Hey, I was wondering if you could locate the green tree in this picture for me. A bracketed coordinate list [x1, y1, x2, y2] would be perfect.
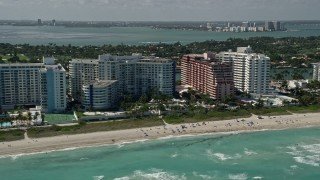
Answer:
[41, 113, 45, 125]
[27, 112, 32, 121]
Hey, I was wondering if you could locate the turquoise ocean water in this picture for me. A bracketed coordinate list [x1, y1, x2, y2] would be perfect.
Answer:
[1, 127, 319, 180]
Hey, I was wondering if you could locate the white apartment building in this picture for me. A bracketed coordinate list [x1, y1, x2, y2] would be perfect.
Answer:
[98, 54, 141, 96]
[312, 63, 320, 81]
[98, 54, 175, 97]
[69, 59, 99, 101]
[0, 57, 67, 112]
[0, 63, 43, 108]
[40, 62, 67, 112]
[82, 80, 118, 110]
[217, 46, 271, 94]
[137, 58, 175, 96]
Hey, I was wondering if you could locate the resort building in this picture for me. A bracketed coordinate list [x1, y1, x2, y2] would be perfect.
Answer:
[98, 54, 142, 96]
[0, 57, 67, 113]
[69, 54, 175, 108]
[82, 80, 118, 110]
[98, 54, 175, 97]
[216, 46, 271, 94]
[69, 59, 99, 101]
[312, 63, 320, 81]
[181, 53, 235, 99]
[136, 57, 175, 96]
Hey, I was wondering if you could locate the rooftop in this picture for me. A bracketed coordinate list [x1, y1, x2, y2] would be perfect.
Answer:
[70, 59, 99, 64]
[84, 80, 118, 88]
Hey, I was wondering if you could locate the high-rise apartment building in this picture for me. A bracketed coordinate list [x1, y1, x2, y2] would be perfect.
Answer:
[181, 53, 235, 99]
[69, 59, 99, 101]
[265, 21, 282, 31]
[217, 46, 271, 94]
[273, 21, 281, 31]
[0, 57, 66, 112]
[98, 54, 141, 96]
[312, 63, 320, 81]
[0, 63, 43, 108]
[40, 58, 67, 112]
[37, 19, 42, 26]
[98, 54, 175, 97]
[136, 58, 175, 96]
[70, 54, 175, 109]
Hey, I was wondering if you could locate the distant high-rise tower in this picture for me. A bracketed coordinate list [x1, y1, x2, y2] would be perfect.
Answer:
[37, 19, 42, 26]
[272, 21, 281, 31]
[265, 21, 274, 31]
[242, 22, 249, 28]
[312, 63, 320, 81]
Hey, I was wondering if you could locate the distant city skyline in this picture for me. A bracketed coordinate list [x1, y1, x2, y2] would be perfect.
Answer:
[0, 0, 319, 21]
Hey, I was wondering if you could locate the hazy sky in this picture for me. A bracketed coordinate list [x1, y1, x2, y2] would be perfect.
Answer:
[0, 0, 319, 21]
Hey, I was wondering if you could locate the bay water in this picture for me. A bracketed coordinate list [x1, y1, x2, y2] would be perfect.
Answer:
[0, 24, 320, 46]
[1, 127, 319, 179]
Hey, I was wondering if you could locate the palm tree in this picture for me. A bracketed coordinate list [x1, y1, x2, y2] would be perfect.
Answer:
[27, 112, 32, 121]
[41, 113, 45, 125]
[17, 111, 23, 120]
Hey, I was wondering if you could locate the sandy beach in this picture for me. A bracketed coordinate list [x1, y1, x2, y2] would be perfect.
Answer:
[1, 112, 320, 157]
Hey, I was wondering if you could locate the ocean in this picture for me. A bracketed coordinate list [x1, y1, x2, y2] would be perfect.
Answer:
[1, 127, 319, 180]
[0, 24, 320, 46]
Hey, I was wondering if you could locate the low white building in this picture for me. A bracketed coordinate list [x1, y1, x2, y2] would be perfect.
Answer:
[288, 80, 309, 89]
[82, 80, 118, 110]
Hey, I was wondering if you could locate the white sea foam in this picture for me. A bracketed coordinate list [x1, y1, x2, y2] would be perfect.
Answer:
[252, 176, 263, 179]
[213, 153, 231, 161]
[93, 175, 104, 180]
[158, 135, 175, 140]
[134, 139, 149, 143]
[286, 145, 304, 156]
[207, 150, 241, 161]
[228, 173, 248, 180]
[192, 172, 214, 179]
[115, 139, 150, 148]
[287, 143, 320, 167]
[170, 152, 178, 158]
[114, 168, 186, 180]
[290, 165, 299, 169]
[244, 148, 257, 156]
[301, 144, 320, 154]
[293, 156, 319, 167]
[117, 144, 125, 148]
[10, 154, 23, 161]
[114, 177, 130, 180]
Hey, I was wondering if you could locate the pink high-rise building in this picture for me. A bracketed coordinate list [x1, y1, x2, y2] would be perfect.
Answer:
[181, 53, 235, 99]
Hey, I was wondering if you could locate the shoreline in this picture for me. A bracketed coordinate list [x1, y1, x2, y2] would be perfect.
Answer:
[1, 112, 320, 157]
